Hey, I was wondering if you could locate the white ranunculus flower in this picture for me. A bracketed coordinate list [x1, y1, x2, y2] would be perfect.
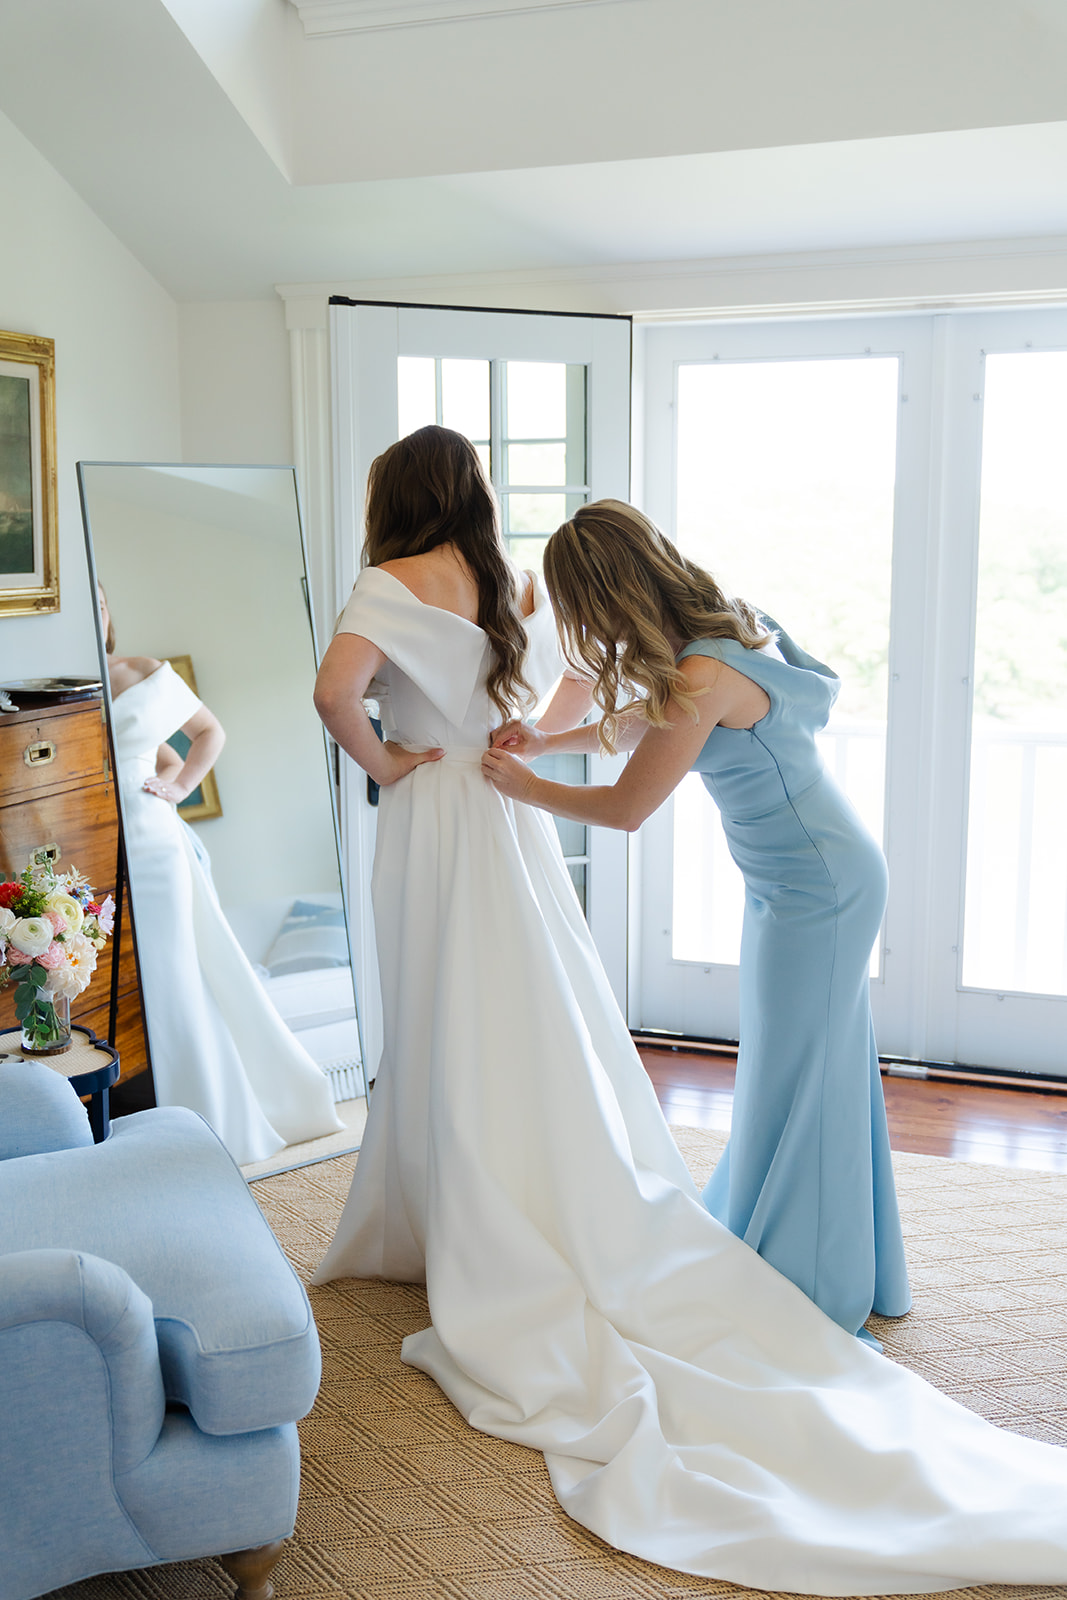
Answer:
[0, 908, 15, 938]
[45, 891, 84, 935]
[9, 916, 55, 958]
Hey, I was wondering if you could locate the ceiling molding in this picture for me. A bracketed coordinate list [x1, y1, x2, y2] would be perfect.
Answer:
[288, 0, 630, 36]
[276, 234, 1067, 326]
[276, 232, 1067, 299]
[631, 288, 1067, 323]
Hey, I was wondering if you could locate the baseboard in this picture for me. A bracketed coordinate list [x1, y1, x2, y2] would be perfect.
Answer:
[631, 1031, 1067, 1096]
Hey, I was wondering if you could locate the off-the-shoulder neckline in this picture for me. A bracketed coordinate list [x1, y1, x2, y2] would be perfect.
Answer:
[110, 658, 177, 704]
[363, 564, 545, 633]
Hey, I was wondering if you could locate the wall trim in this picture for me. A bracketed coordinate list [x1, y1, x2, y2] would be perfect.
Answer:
[631, 288, 1067, 323]
[289, 0, 629, 35]
[278, 232, 1067, 321]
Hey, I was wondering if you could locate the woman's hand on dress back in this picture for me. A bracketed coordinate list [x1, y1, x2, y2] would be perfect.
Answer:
[481, 747, 537, 803]
[380, 741, 445, 785]
[490, 720, 545, 761]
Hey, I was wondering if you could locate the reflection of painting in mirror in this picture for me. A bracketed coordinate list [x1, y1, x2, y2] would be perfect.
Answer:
[78, 464, 365, 1166]
[0, 329, 58, 617]
[164, 655, 222, 821]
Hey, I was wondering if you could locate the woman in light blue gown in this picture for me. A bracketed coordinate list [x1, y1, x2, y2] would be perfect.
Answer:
[484, 497, 910, 1344]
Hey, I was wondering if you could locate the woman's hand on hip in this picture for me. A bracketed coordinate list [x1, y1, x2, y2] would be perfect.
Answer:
[381, 742, 445, 784]
[490, 720, 545, 760]
[482, 747, 537, 803]
[143, 776, 184, 804]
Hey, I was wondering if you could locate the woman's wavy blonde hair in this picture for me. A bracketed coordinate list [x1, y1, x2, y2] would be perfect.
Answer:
[543, 500, 769, 752]
[364, 426, 534, 722]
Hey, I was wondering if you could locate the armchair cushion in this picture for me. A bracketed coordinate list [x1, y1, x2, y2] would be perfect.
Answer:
[0, 1058, 93, 1159]
[0, 1106, 320, 1436]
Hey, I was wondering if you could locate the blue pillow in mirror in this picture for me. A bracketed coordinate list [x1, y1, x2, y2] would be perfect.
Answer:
[263, 900, 350, 976]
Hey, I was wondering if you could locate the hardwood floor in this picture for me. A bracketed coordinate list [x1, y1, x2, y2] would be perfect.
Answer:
[639, 1045, 1067, 1175]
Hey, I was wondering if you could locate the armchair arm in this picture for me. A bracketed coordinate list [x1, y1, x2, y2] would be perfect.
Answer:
[0, 1249, 166, 1475]
[0, 1060, 93, 1158]
[0, 1250, 169, 1598]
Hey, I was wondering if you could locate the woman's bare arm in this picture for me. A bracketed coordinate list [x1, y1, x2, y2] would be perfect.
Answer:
[314, 633, 444, 786]
[143, 704, 225, 803]
[482, 656, 765, 831]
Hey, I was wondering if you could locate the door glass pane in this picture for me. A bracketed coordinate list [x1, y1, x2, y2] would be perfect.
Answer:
[397, 357, 489, 454]
[503, 492, 569, 536]
[532, 751, 589, 913]
[963, 351, 1067, 996]
[506, 362, 567, 438]
[507, 441, 567, 486]
[441, 358, 489, 442]
[671, 357, 899, 969]
[398, 356, 436, 436]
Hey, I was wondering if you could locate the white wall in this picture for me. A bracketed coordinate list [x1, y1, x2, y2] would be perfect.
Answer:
[178, 299, 293, 466]
[0, 109, 181, 683]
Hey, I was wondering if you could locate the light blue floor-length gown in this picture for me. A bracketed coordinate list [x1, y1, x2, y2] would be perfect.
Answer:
[681, 625, 911, 1339]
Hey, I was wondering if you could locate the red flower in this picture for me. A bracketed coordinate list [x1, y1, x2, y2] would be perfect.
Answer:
[86, 902, 101, 914]
[0, 882, 24, 909]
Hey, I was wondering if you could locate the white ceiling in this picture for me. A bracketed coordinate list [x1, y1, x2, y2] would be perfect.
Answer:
[1, 0, 1065, 301]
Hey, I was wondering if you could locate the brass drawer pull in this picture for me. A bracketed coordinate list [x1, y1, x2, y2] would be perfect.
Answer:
[24, 740, 57, 767]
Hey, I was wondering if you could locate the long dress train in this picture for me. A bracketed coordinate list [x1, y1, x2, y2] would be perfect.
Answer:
[313, 566, 1067, 1596]
[112, 662, 343, 1165]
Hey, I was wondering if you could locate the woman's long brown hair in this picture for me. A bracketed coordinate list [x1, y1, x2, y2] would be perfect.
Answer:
[543, 499, 769, 752]
[363, 426, 533, 721]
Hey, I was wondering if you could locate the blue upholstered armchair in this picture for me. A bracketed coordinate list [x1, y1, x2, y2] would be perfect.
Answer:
[0, 1061, 320, 1600]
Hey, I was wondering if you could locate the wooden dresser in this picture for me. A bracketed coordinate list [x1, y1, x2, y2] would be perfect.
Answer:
[0, 694, 149, 1083]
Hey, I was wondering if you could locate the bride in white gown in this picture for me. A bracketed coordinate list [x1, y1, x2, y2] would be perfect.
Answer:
[312, 427, 1067, 1596]
[102, 591, 343, 1165]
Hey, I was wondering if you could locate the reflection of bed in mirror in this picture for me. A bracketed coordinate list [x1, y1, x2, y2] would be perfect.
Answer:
[77, 463, 366, 1165]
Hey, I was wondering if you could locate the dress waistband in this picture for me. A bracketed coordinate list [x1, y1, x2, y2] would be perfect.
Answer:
[403, 744, 485, 768]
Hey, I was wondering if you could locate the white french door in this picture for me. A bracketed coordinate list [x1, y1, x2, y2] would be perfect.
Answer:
[633, 310, 1067, 1077]
[926, 311, 1067, 1074]
[330, 301, 632, 1073]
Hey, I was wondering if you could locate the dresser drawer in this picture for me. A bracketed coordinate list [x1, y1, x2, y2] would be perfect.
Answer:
[0, 700, 108, 803]
[0, 782, 119, 888]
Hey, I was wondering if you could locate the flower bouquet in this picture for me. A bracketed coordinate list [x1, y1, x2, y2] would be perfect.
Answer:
[0, 862, 115, 1054]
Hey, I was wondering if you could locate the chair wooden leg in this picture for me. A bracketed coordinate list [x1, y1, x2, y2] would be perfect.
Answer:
[219, 1539, 285, 1600]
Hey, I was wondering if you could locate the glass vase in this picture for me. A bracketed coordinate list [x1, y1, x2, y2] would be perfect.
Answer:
[20, 991, 72, 1056]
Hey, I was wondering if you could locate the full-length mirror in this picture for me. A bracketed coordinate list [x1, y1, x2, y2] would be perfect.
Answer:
[77, 463, 364, 1167]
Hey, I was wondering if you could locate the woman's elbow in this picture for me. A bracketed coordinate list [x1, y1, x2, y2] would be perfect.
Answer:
[620, 810, 648, 834]
[313, 679, 341, 724]
[609, 799, 650, 833]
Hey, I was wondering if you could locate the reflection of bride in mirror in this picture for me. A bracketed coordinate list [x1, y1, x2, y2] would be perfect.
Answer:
[99, 584, 344, 1164]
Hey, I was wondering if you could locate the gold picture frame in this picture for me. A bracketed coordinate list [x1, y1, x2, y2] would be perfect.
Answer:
[164, 654, 223, 822]
[0, 330, 58, 617]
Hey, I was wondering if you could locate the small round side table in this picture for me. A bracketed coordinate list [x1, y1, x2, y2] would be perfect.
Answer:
[0, 1025, 120, 1142]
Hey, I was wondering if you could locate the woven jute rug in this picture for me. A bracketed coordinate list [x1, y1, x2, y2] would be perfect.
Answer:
[48, 1129, 1067, 1600]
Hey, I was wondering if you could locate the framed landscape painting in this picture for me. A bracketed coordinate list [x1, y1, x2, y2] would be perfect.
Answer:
[0, 330, 58, 617]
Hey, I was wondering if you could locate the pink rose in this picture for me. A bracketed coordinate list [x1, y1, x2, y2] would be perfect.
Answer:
[45, 910, 66, 935]
[5, 947, 33, 966]
[36, 943, 66, 970]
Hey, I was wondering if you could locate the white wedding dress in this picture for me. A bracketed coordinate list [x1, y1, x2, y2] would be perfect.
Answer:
[112, 663, 343, 1165]
[313, 567, 1067, 1596]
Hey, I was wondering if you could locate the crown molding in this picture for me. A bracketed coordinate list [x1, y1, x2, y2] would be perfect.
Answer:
[288, 0, 630, 36]
[276, 233, 1067, 326]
